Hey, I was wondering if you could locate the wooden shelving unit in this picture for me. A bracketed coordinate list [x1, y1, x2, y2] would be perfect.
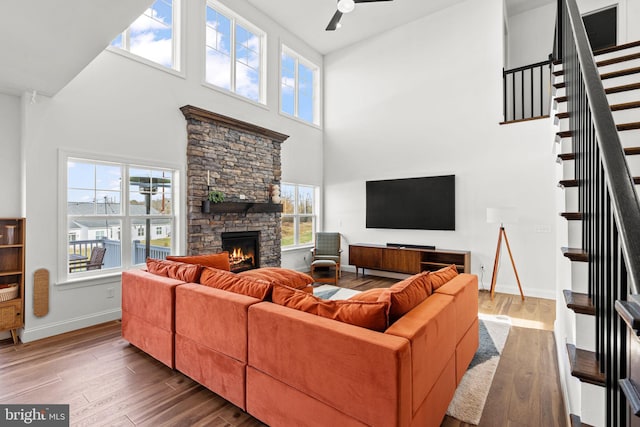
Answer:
[0, 218, 25, 344]
[349, 243, 470, 277]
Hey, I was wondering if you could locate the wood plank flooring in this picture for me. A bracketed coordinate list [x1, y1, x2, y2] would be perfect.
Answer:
[0, 272, 566, 426]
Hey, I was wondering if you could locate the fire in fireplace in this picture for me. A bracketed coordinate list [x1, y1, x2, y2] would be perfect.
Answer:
[221, 231, 260, 273]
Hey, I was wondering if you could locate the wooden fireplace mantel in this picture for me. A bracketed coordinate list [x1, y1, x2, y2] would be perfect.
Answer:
[205, 202, 283, 214]
[180, 105, 289, 143]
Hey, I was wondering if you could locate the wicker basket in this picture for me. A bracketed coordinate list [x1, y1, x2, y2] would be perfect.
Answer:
[0, 284, 18, 302]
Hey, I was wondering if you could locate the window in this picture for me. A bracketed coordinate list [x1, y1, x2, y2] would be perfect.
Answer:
[281, 183, 318, 247]
[205, 2, 265, 103]
[110, 0, 180, 70]
[66, 157, 176, 276]
[281, 46, 320, 125]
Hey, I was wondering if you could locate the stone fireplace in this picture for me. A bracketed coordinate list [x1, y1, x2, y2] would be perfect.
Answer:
[180, 105, 289, 267]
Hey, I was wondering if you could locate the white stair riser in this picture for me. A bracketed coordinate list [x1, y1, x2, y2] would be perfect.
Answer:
[567, 220, 581, 248]
[575, 315, 596, 352]
[611, 108, 640, 124]
[564, 187, 579, 212]
[598, 58, 640, 73]
[602, 74, 640, 89]
[580, 382, 606, 427]
[607, 89, 640, 104]
[594, 45, 640, 62]
[571, 262, 588, 294]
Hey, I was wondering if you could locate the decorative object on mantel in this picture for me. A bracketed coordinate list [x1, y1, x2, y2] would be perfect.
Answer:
[270, 184, 281, 204]
[202, 189, 225, 213]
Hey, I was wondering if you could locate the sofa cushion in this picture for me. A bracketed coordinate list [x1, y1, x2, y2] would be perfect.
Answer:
[348, 271, 432, 323]
[146, 258, 202, 283]
[200, 267, 272, 300]
[238, 267, 314, 290]
[166, 252, 231, 271]
[429, 265, 459, 290]
[383, 271, 432, 323]
[272, 285, 389, 332]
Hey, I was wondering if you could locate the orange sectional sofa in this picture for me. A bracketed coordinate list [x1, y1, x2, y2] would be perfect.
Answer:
[121, 259, 478, 427]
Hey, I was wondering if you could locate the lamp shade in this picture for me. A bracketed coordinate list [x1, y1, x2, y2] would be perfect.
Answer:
[486, 207, 518, 224]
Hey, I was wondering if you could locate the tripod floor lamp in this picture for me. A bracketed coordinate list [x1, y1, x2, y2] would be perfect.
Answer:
[486, 208, 525, 301]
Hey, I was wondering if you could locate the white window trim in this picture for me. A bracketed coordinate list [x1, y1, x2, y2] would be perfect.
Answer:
[279, 44, 321, 128]
[281, 183, 319, 249]
[203, 1, 268, 105]
[108, 0, 184, 74]
[58, 149, 184, 286]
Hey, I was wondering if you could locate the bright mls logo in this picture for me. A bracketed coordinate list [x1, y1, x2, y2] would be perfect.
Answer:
[1, 405, 69, 426]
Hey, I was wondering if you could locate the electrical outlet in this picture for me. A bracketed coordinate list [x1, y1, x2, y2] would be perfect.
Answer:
[107, 287, 115, 299]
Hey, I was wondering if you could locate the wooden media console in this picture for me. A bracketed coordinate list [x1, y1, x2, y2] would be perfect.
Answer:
[349, 243, 470, 277]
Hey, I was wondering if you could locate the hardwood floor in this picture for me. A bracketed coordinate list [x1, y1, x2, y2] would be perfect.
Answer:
[0, 272, 566, 426]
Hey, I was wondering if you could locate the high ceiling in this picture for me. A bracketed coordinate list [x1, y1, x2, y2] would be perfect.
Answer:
[247, 0, 555, 55]
[0, 0, 152, 97]
[0, 0, 554, 97]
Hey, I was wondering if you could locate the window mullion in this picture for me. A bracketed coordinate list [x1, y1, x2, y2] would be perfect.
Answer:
[230, 20, 237, 93]
[294, 58, 299, 118]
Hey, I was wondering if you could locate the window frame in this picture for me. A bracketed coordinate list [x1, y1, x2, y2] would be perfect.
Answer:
[60, 151, 181, 283]
[281, 183, 319, 249]
[108, 0, 183, 74]
[280, 45, 321, 126]
[203, 1, 267, 105]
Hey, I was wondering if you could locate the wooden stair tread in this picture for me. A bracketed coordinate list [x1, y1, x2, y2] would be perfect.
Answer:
[570, 414, 595, 427]
[566, 343, 606, 386]
[563, 290, 595, 315]
[558, 148, 640, 161]
[597, 51, 640, 67]
[556, 111, 569, 120]
[559, 179, 578, 188]
[600, 66, 640, 80]
[552, 66, 640, 88]
[562, 247, 589, 262]
[556, 122, 640, 139]
[560, 212, 582, 220]
[555, 83, 640, 104]
[593, 40, 640, 56]
[557, 153, 575, 162]
[606, 82, 640, 95]
[611, 101, 640, 111]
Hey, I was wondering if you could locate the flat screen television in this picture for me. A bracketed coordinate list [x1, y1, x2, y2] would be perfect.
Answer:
[366, 175, 455, 230]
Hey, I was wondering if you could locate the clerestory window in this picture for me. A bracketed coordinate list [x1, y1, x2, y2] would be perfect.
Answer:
[281, 46, 320, 125]
[110, 0, 181, 71]
[205, 1, 266, 103]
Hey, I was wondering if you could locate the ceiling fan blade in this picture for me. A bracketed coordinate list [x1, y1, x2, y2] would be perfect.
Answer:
[326, 10, 343, 31]
[354, 0, 393, 2]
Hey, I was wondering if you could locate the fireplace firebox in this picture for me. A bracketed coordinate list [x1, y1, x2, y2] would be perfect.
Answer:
[221, 231, 260, 273]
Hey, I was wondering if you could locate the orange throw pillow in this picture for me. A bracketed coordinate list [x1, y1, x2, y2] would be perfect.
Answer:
[199, 266, 271, 300]
[348, 287, 386, 303]
[429, 265, 459, 290]
[166, 252, 231, 271]
[146, 258, 202, 283]
[239, 267, 314, 290]
[273, 285, 389, 332]
[382, 271, 431, 323]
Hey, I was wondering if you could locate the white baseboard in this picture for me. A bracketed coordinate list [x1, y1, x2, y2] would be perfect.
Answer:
[20, 308, 122, 343]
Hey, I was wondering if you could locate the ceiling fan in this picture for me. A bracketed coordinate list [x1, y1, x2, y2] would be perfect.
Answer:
[326, 0, 394, 31]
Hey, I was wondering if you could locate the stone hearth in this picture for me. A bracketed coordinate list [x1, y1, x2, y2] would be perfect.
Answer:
[181, 105, 289, 267]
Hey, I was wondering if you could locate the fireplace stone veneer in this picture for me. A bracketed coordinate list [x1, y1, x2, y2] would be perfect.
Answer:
[181, 105, 289, 267]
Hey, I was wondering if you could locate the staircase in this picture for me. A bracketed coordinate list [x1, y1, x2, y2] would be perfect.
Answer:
[553, 0, 640, 426]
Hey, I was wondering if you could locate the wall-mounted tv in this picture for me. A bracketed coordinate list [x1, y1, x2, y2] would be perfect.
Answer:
[366, 175, 455, 230]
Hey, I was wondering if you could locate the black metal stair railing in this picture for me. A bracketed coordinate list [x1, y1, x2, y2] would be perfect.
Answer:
[555, 0, 640, 425]
[502, 59, 552, 122]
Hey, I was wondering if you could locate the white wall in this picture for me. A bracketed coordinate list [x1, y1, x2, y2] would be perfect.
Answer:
[507, 3, 557, 68]
[324, 0, 558, 299]
[0, 93, 22, 216]
[18, 0, 323, 341]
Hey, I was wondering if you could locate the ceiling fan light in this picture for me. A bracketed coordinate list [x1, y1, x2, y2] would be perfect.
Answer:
[337, 0, 355, 14]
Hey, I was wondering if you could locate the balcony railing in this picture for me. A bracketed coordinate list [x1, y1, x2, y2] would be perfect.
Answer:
[68, 239, 170, 269]
[502, 59, 552, 122]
